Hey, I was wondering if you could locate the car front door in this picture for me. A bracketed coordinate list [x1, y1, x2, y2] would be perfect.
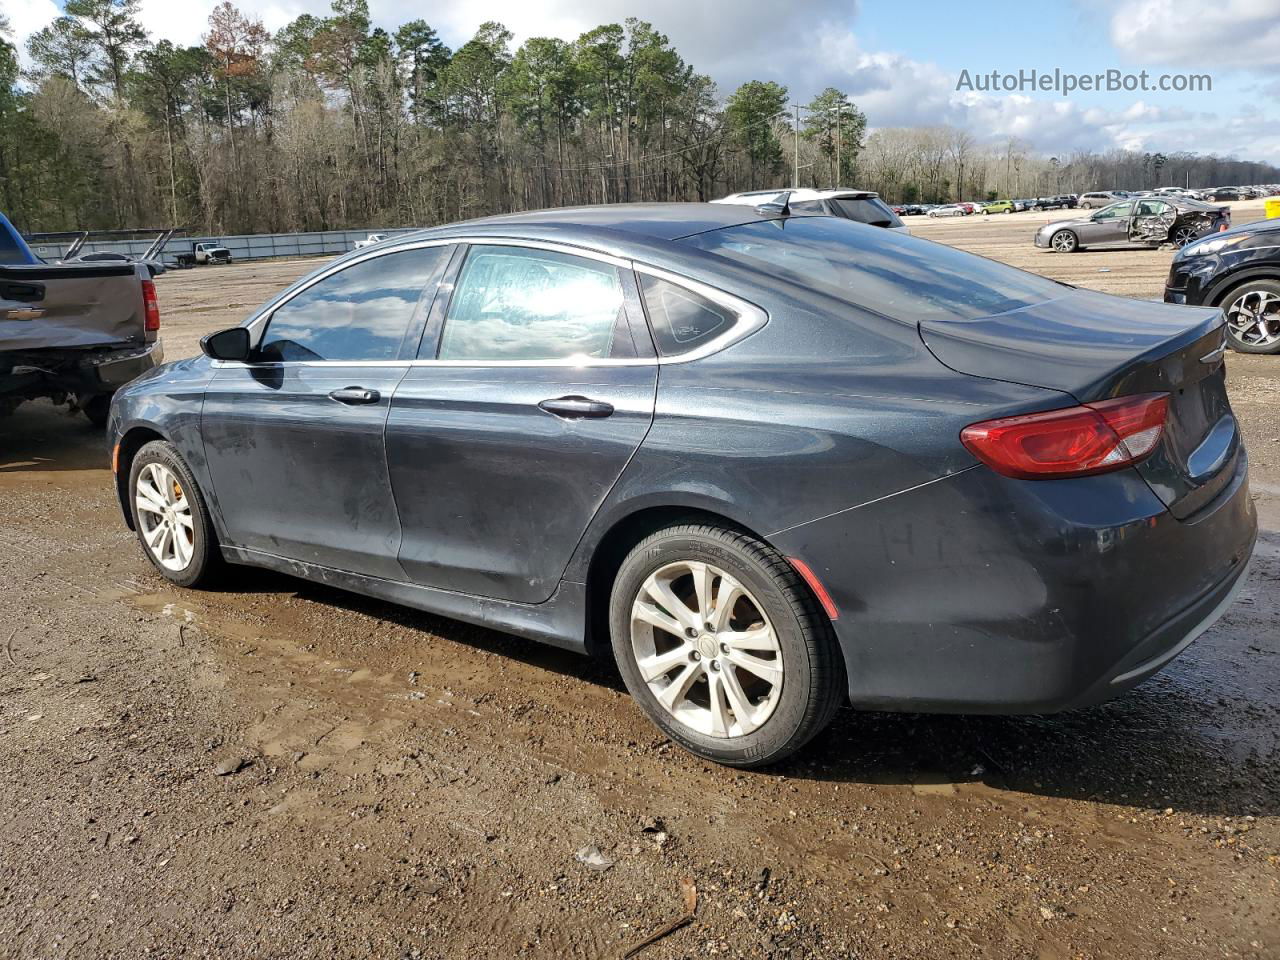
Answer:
[386, 241, 658, 604]
[1077, 201, 1132, 244]
[200, 242, 453, 578]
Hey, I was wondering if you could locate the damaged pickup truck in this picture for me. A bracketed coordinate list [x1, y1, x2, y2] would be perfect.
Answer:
[1, 212, 162, 427]
[1035, 196, 1231, 253]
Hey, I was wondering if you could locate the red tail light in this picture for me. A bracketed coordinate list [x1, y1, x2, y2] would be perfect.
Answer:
[142, 279, 161, 332]
[961, 393, 1169, 480]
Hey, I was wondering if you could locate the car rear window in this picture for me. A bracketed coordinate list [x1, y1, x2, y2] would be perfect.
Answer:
[680, 216, 1065, 322]
[828, 196, 903, 228]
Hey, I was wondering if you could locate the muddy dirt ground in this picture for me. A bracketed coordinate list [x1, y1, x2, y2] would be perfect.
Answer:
[2, 204, 1278, 959]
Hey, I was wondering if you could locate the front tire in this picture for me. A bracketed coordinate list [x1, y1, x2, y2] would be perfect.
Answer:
[1220, 279, 1280, 354]
[609, 523, 845, 767]
[1050, 229, 1078, 253]
[128, 440, 222, 587]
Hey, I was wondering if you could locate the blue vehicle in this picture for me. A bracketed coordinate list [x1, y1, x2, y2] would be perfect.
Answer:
[0, 212, 42, 265]
[108, 203, 1255, 766]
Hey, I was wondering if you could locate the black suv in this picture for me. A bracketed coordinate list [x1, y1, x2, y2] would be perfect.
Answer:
[1165, 217, 1280, 353]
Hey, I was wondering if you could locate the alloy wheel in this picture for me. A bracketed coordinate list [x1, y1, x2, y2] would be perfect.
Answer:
[135, 462, 196, 572]
[1226, 289, 1280, 348]
[629, 560, 783, 739]
[1172, 226, 1199, 247]
[1051, 231, 1077, 252]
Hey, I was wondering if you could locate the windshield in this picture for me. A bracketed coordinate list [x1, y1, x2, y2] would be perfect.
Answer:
[680, 216, 1065, 322]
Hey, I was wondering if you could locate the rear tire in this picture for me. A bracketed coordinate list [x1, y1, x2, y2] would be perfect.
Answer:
[128, 440, 223, 587]
[1219, 279, 1280, 354]
[1171, 225, 1200, 247]
[609, 523, 845, 767]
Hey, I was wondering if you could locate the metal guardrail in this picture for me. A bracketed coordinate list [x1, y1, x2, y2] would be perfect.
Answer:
[26, 228, 421, 264]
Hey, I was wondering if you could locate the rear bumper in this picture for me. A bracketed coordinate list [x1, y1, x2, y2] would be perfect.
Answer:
[770, 451, 1257, 714]
[81, 340, 164, 392]
[0, 340, 162, 399]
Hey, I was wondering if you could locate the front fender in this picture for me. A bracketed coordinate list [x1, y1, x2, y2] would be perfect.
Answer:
[109, 356, 214, 532]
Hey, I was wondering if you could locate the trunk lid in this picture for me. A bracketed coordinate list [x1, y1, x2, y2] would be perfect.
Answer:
[921, 288, 1238, 519]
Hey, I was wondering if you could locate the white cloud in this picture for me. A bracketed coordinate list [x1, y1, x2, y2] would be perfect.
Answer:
[5, 0, 60, 68]
[1109, 0, 1280, 69]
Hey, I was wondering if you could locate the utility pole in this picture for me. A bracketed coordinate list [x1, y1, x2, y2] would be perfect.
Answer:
[793, 104, 801, 189]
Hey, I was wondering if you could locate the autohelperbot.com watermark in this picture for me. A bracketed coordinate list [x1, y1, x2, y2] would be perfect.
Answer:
[956, 68, 1212, 96]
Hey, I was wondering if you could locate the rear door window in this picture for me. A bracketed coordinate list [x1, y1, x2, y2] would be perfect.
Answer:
[259, 246, 447, 362]
[436, 246, 631, 361]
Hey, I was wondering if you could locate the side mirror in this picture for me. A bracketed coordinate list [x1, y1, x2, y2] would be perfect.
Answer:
[200, 326, 252, 362]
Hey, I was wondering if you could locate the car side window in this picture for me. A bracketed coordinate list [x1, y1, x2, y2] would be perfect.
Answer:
[1093, 202, 1133, 220]
[436, 246, 629, 362]
[639, 275, 736, 356]
[1136, 200, 1170, 216]
[259, 247, 447, 362]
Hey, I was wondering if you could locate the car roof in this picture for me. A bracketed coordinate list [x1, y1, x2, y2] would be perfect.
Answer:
[404, 202, 789, 244]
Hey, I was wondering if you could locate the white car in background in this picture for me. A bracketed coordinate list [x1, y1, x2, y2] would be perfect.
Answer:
[712, 188, 908, 232]
[927, 204, 967, 218]
[353, 233, 388, 250]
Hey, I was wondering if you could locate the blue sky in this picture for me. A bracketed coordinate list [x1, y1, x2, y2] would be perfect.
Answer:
[7, 0, 1279, 161]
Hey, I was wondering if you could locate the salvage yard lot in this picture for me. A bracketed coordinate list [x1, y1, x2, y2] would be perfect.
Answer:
[1, 205, 1278, 959]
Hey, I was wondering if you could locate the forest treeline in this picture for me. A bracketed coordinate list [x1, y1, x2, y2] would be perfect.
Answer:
[1, 0, 1277, 235]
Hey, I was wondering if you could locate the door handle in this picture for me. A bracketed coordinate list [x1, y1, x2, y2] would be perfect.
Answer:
[328, 386, 381, 405]
[538, 395, 615, 419]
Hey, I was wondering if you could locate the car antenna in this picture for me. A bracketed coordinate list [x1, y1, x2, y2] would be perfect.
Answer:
[755, 191, 792, 217]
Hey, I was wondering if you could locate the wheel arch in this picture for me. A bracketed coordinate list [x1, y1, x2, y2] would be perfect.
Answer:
[1050, 228, 1079, 251]
[579, 503, 833, 665]
[1207, 267, 1280, 307]
[114, 424, 168, 530]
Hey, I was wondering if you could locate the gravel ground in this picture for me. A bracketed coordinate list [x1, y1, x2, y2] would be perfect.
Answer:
[1, 203, 1278, 959]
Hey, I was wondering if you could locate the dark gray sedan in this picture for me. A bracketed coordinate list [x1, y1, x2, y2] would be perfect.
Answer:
[108, 204, 1256, 766]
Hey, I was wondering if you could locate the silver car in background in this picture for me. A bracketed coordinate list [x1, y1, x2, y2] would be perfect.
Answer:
[1035, 197, 1231, 252]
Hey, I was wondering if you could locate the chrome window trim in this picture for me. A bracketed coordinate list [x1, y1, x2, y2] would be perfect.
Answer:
[214, 235, 767, 370]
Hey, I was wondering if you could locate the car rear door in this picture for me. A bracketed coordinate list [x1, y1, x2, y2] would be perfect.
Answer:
[385, 240, 658, 603]
[200, 243, 453, 579]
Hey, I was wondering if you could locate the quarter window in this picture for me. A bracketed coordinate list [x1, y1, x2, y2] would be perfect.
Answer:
[639, 275, 736, 356]
[437, 246, 628, 361]
[259, 247, 446, 362]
